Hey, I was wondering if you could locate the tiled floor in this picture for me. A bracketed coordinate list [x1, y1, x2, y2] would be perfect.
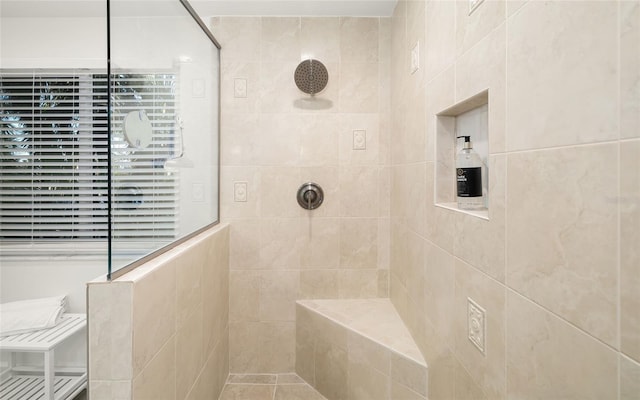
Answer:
[219, 374, 327, 400]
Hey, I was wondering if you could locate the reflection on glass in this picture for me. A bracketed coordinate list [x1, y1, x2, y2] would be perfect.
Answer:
[108, 0, 221, 276]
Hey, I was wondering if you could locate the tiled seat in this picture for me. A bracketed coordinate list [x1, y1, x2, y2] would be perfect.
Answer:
[296, 299, 428, 400]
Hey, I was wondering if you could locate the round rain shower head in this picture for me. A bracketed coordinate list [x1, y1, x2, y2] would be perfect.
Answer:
[294, 59, 329, 95]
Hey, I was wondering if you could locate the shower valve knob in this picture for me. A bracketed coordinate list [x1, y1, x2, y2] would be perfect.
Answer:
[297, 182, 324, 210]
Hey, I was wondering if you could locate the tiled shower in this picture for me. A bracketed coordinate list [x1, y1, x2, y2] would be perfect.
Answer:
[87, 0, 638, 399]
[214, 1, 639, 399]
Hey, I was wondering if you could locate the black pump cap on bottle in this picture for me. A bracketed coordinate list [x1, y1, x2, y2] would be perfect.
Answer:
[457, 135, 473, 149]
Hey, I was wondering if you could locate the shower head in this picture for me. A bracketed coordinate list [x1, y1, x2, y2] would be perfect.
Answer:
[294, 59, 328, 95]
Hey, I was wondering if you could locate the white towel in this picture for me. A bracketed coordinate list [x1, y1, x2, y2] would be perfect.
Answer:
[0, 295, 67, 337]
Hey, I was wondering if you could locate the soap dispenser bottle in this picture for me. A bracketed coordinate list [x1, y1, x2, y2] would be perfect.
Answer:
[456, 136, 484, 210]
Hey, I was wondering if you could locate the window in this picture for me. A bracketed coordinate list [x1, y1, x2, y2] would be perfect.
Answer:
[0, 71, 178, 242]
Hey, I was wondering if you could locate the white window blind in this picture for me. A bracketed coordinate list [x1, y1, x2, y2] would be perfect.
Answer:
[0, 71, 178, 241]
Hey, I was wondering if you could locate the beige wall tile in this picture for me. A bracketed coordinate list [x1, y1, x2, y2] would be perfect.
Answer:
[348, 361, 389, 400]
[339, 62, 379, 113]
[455, 24, 506, 154]
[339, 218, 378, 268]
[219, 384, 275, 400]
[256, 115, 302, 163]
[262, 62, 307, 115]
[220, 62, 260, 116]
[347, 330, 391, 375]
[338, 269, 379, 298]
[259, 270, 300, 321]
[621, 0, 640, 139]
[423, 241, 455, 349]
[621, 139, 640, 361]
[391, 381, 425, 400]
[229, 321, 261, 373]
[261, 17, 300, 63]
[338, 113, 381, 166]
[203, 228, 230, 355]
[301, 17, 340, 63]
[377, 217, 391, 269]
[453, 155, 506, 282]
[228, 219, 261, 269]
[424, 347, 455, 400]
[315, 340, 348, 399]
[211, 17, 261, 62]
[456, 0, 505, 56]
[295, 305, 316, 384]
[132, 336, 177, 400]
[403, 230, 426, 307]
[405, 0, 426, 94]
[260, 218, 302, 268]
[390, 352, 428, 397]
[338, 166, 380, 217]
[220, 110, 260, 167]
[212, 326, 230, 397]
[301, 218, 340, 268]
[425, 0, 455, 84]
[506, 0, 528, 17]
[621, 356, 640, 400]
[175, 241, 204, 328]
[299, 269, 339, 299]
[506, 144, 618, 346]
[454, 259, 506, 400]
[404, 91, 427, 164]
[260, 322, 296, 372]
[90, 380, 132, 400]
[377, 268, 390, 297]
[425, 162, 455, 253]
[379, 17, 392, 66]
[88, 282, 133, 381]
[259, 167, 301, 217]
[506, 1, 618, 151]
[340, 17, 379, 63]
[300, 114, 340, 167]
[426, 66, 455, 162]
[175, 305, 204, 400]
[506, 291, 618, 400]
[229, 270, 260, 322]
[132, 261, 177, 377]
[220, 167, 261, 219]
[454, 360, 487, 400]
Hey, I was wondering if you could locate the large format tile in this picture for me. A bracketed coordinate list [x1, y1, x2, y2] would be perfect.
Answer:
[621, 356, 640, 400]
[506, 291, 618, 400]
[621, 0, 640, 139]
[274, 384, 327, 400]
[340, 17, 379, 63]
[506, 144, 618, 346]
[456, 0, 505, 56]
[132, 336, 177, 400]
[132, 261, 177, 377]
[175, 305, 204, 400]
[506, 0, 618, 150]
[621, 140, 640, 361]
[453, 155, 506, 282]
[219, 384, 275, 400]
[425, 0, 455, 83]
[456, 25, 506, 154]
[301, 17, 340, 64]
[454, 259, 506, 400]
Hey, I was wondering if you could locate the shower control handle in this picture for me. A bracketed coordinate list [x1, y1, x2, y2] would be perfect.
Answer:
[297, 182, 324, 210]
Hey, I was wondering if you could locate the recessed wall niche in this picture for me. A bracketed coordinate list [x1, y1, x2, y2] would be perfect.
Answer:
[435, 90, 489, 219]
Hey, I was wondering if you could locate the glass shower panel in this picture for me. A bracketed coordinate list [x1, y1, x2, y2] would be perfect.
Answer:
[108, 0, 220, 276]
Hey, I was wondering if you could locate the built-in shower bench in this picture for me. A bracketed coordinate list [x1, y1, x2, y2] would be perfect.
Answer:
[296, 299, 428, 400]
